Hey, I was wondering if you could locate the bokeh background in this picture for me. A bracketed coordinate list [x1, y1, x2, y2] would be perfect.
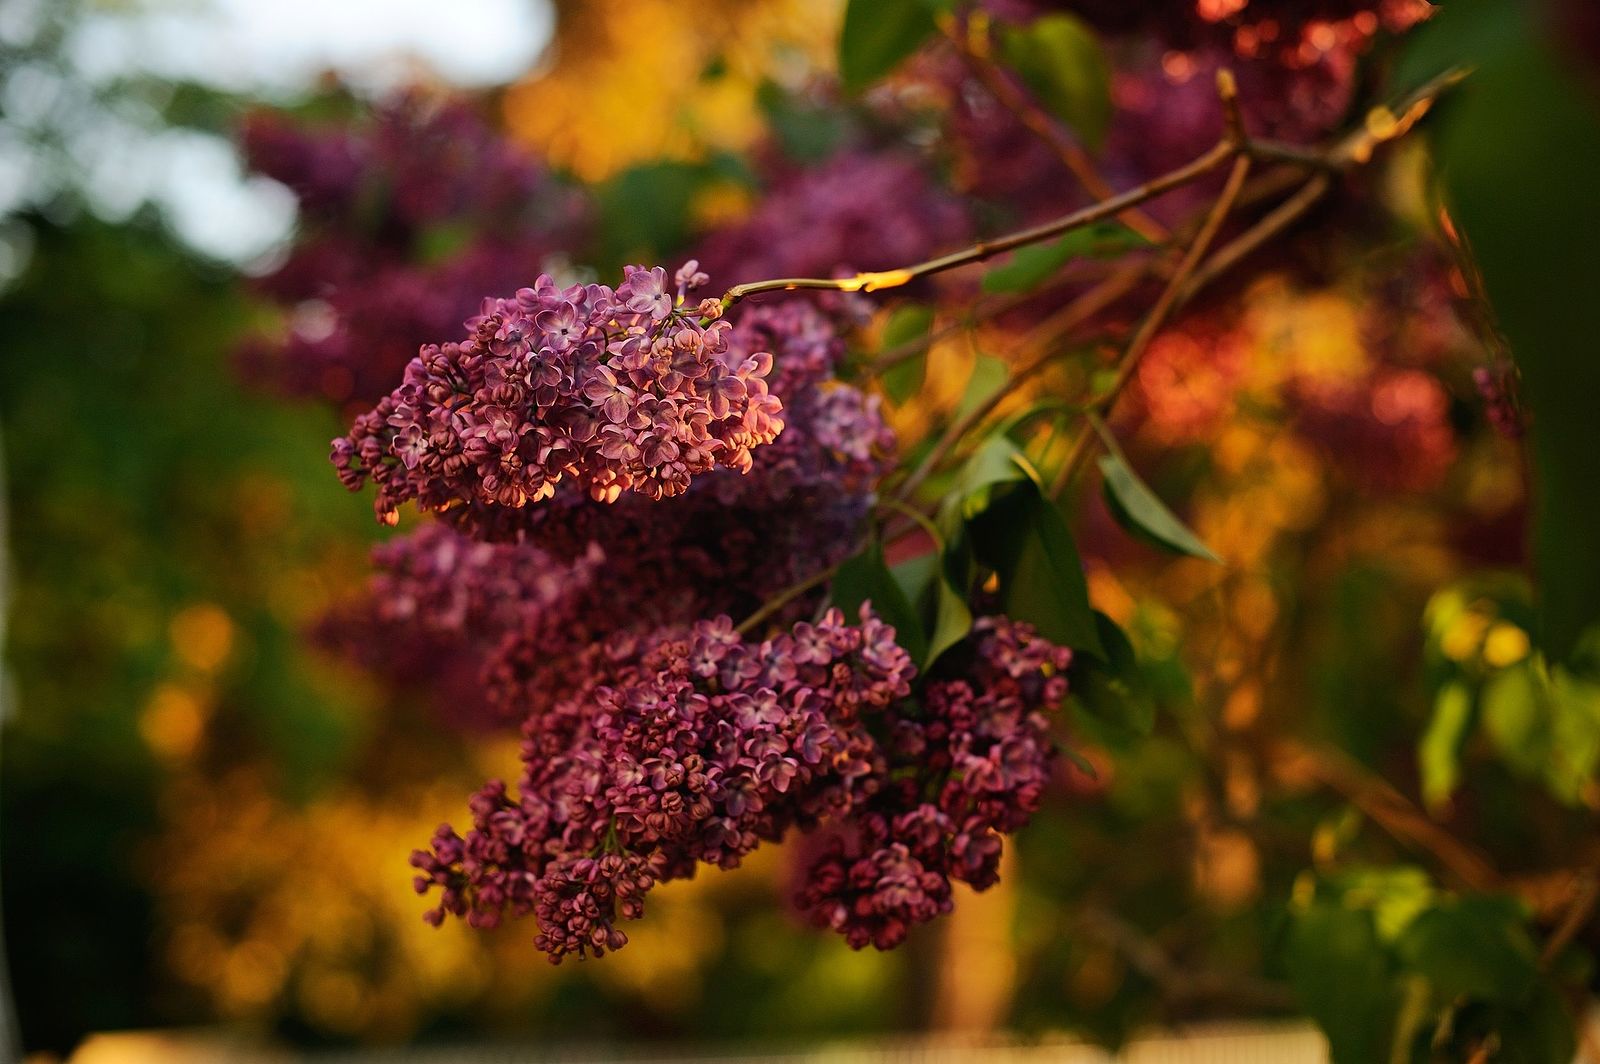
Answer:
[1, 0, 1593, 1060]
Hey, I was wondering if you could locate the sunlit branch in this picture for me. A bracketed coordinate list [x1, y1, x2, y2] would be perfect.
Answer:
[1271, 741, 1502, 893]
[1049, 154, 1253, 495]
[719, 139, 1238, 310]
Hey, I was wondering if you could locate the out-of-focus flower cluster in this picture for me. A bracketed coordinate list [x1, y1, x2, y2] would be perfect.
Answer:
[503, 0, 840, 180]
[331, 265, 784, 524]
[412, 609, 1071, 962]
[1124, 265, 1468, 495]
[693, 151, 973, 286]
[237, 93, 587, 407]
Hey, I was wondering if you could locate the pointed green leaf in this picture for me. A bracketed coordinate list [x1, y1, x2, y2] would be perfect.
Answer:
[839, 0, 938, 94]
[831, 537, 928, 666]
[926, 559, 974, 667]
[879, 304, 934, 404]
[1098, 452, 1220, 562]
[940, 435, 1104, 659]
[996, 13, 1112, 150]
[1007, 491, 1106, 659]
[980, 223, 1146, 294]
[886, 509, 973, 669]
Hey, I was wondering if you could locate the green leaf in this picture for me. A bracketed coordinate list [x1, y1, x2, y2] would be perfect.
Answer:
[1097, 451, 1220, 562]
[1418, 680, 1475, 811]
[595, 161, 718, 263]
[1071, 610, 1155, 739]
[1395, 895, 1538, 1003]
[1481, 660, 1549, 777]
[939, 435, 1104, 659]
[942, 434, 1031, 530]
[885, 509, 973, 669]
[756, 80, 850, 163]
[996, 13, 1112, 150]
[1283, 904, 1396, 1064]
[1004, 492, 1105, 659]
[839, 0, 937, 94]
[952, 353, 1009, 422]
[831, 537, 928, 666]
[926, 561, 974, 667]
[879, 304, 934, 404]
[889, 552, 938, 606]
[1326, 865, 1437, 942]
[980, 223, 1146, 294]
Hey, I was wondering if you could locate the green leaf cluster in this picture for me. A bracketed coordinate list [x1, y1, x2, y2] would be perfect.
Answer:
[1283, 871, 1574, 1064]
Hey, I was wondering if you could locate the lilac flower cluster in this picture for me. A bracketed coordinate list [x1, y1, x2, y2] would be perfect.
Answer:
[794, 617, 1072, 950]
[410, 607, 915, 961]
[236, 94, 586, 407]
[331, 265, 786, 526]
[320, 298, 896, 729]
[503, 298, 894, 555]
[412, 610, 1074, 961]
[312, 523, 606, 730]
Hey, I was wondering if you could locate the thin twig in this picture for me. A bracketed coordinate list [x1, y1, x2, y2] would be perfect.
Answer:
[735, 563, 839, 635]
[1049, 153, 1253, 495]
[1177, 172, 1332, 304]
[1540, 853, 1600, 969]
[1272, 741, 1501, 893]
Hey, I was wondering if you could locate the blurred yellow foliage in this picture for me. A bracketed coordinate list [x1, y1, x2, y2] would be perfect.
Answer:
[505, 0, 842, 181]
[169, 603, 234, 674]
[139, 684, 209, 762]
[148, 769, 554, 1039]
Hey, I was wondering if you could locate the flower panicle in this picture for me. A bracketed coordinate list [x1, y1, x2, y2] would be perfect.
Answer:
[331, 263, 785, 530]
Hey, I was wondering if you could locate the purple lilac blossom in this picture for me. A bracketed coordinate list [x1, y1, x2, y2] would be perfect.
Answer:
[794, 617, 1072, 949]
[410, 611, 1075, 961]
[410, 606, 916, 961]
[319, 298, 896, 730]
[331, 266, 785, 525]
